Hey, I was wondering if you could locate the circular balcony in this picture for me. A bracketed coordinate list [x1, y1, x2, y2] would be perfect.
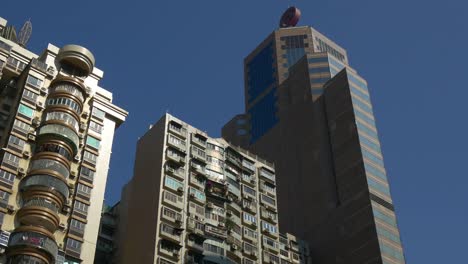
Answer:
[29, 158, 70, 179]
[44, 111, 80, 133]
[20, 175, 69, 203]
[35, 140, 73, 163]
[17, 197, 60, 232]
[38, 124, 79, 155]
[8, 254, 48, 264]
[8, 227, 58, 264]
[49, 77, 85, 102]
[46, 96, 82, 116]
[57, 44, 95, 76]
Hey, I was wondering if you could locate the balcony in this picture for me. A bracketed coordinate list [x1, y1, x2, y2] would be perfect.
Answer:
[186, 238, 204, 253]
[204, 224, 227, 239]
[160, 224, 182, 243]
[167, 137, 187, 153]
[162, 191, 184, 210]
[226, 154, 242, 168]
[263, 252, 280, 264]
[166, 150, 185, 165]
[31, 58, 47, 73]
[17, 197, 60, 232]
[166, 165, 185, 181]
[190, 164, 207, 178]
[189, 174, 205, 190]
[191, 134, 207, 149]
[158, 240, 180, 260]
[186, 218, 204, 237]
[259, 169, 275, 182]
[0, 40, 12, 53]
[8, 230, 58, 261]
[168, 123, 187, 139]
[161, 207, 183, 226]
[190, 147, 206, 163]
[261, 208, 278, 224]
[242, 160, 256, 172]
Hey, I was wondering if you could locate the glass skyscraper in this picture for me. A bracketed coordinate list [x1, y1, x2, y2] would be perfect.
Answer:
[223, 24, 405, 264]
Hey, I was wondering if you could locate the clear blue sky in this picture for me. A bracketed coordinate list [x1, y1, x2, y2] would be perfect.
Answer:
[2, 1, 467, 263]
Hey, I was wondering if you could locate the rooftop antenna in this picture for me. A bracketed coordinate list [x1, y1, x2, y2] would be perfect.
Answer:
[18, 19, 32, 47]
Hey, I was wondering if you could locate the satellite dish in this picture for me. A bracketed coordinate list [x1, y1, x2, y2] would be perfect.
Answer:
[280, 7, 301, 28]
[18, 19, 32, 47]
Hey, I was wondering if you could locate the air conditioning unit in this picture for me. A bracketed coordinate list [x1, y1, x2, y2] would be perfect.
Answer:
[218, 222, 225, 227]
[28, 133, 36, 141]
[32, 117, 40, 127]
[59, 223, 66, 230]
[79, 122, 87, 131]
[70, 171, 77, 179]
[81, 111, 89, 118]
[6, 205, 15, 214]
[74, 155, 81, 162]
[226, 210, 232, 216]
[177, 187, 183, 192]
[78, 133, 85, 139]
[206, 202, 214, 209]
[69, 183, 75, 190]
[231, 244, 238, 250]
[36, 101, 44, 109]
[62, 207, 71, 213]
[22, 151, 30, 158]
[40, 87, 48, 94]
[17, 167, 26, 175]
[189, 193, 195, 198]
[252, 251, 258, 257]
[250, 179, 256, 184]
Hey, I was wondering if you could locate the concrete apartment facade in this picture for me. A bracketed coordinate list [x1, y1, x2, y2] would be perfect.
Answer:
[0, 17, 127, 264]
[222, 26, 405, 264]
[118, 113, 311, 264]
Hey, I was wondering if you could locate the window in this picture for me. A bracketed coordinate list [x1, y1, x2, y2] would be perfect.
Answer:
[189, 202, 205, 216]
[191, 146, 205, 158]
[263, 236, 279, 249]
[80, 167, 94, 182]
[206, 156, 224, 167]
[26, 75, 43, 88]
[168, 134, 185, 147]
[77, 183, 92, 195]
[86, 136, 100, 150]
[7, 135, 25, 152]
[203, 243, 224, 255]
[18, 104, 34, 119]
[262, 182, 276, 194]
[46, 112, 79, 131]
[22, 89, 38, 103]
[0, 190, 10, 205]
[162, 206, 181, 221]
[243, 212, 256, 224]
[207, 143, 224, 155]
[35, 143, 72, 161]
[89, 121, 103, 134]
[262, 221, 278, 234]
[243, 227, 257, 239]
[2, 152, 20, 167]
[83, 151, 97, 165]
[261, 194, 276, 206]
[164, 176, 183, 191]
[46, 97, 81, 112]
[74, 201, 88, 214]
[189, 187, 206, 202]
[52, 83, 84, 101]
[91, 107, 105, 120]
[70, 219, 85, 233]
[243, 242, 257, 253]
[66, 238, 82, 253]
[0, 169, 15, 187]
[243, 185, 256, 196]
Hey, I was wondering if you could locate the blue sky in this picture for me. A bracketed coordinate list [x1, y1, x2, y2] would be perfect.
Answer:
[2, 1, 467, 263]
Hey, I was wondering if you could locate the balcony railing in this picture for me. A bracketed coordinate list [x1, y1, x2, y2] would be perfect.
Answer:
[0, 41, 12, 52]
[168, 124, 187, 138]
[259, 169, 275, 182]
[31, 58, 47, 73]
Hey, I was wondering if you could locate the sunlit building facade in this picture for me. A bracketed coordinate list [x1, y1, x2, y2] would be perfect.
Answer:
[0, 17, 127, 264]
[222, 26, 405, 263]
[118, 114, 311, 264]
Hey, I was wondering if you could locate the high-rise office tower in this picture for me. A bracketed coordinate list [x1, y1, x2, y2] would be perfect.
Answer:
[118, 113, 311, 264]
[222, 9, 405, 264]
[0, 17, 127, 264]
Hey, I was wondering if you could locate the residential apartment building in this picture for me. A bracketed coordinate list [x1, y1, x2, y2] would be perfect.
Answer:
[222, 22, 405, 263]
[94, 203, 119, 264]
[118, 113, 311, 264]
[0, 17, 127, 264]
